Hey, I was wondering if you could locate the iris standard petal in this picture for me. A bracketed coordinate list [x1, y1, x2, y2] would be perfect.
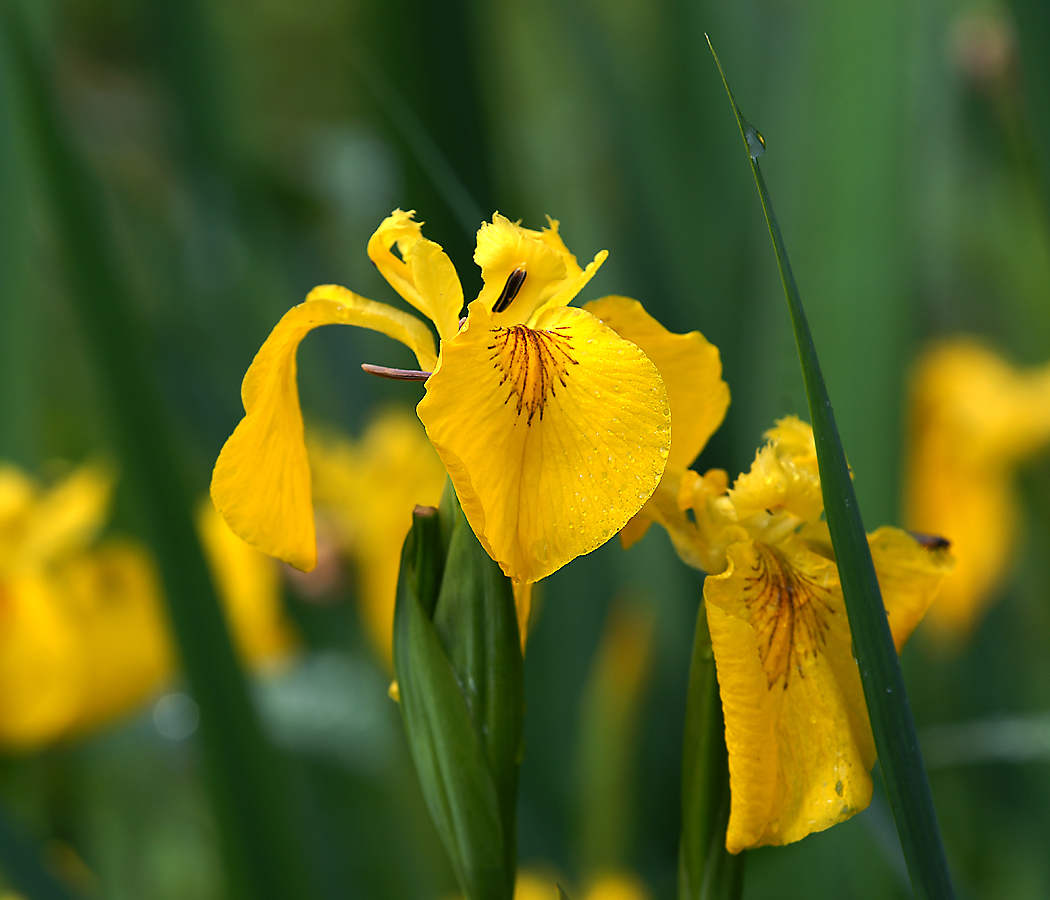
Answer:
[585, 296, 730, 470]
[367, 210, 464, 342]
[476, 214, 607, 325]
[705, 539, 875, 852]
[417, 302, 670, 583]
[212, 294, 436, 571]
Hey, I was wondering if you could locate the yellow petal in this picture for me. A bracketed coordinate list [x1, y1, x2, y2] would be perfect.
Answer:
[367, 210, 464, 342]
[729, 416, 824, 524]
[513, 580, 534, 652]
[212, 294, 436, 571]
[198, 501, 298, 666]
[24, 466, 113, 564]
[584, 296, 729, 470]
[583, 873, 652, 900]
[417, 302, 670, 583]
[56, 541, 172, 738]
[904, 339, 1050, 636]
[475, 213, 607, 325]
[0, 573, 83, 748]
[705, 539, 874, 852]
[309, 410, 446, 665]
[798, 520, 954, 651]
[0, 465, 113, 572]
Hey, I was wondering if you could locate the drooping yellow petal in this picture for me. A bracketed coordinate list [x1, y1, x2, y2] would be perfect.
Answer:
[800, 522, 955, 651]
[418, 302, 670, 583]
[905, 339, 1050, 636]
[367, 210, 464, 342]
[309, 410, 446, 665]
[211, 294, 436, 571]
[705, 539, 875, 852]
[584, 296, 729, 470]
[198, 502, 298, 667]
[729, 416, 824, 524]
[475, 213, 607, 325]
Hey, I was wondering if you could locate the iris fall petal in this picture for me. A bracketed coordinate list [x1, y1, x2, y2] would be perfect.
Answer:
[418, 302, 670, 583]
[212, 294, 436, 571]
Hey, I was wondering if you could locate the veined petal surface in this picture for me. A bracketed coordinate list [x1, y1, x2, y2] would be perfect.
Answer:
[705, 539, 875, 852]
[212, 293, 435, 571]
[418, 303, 670, 583]
[800, 521, 954, 652]
[585, 296, 729, 470]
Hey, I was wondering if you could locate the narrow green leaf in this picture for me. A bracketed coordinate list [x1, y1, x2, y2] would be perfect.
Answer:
[0, 6, 314, 899]
[347, 43, 485, 236]
[678, 604, 743, 900]
[394, 508, 513, 900]
[706, 36, 955, 900]
[0, 806, 81, 900]
[432, 492, 524, 868]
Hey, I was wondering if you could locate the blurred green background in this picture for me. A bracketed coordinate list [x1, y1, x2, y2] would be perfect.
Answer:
[1, 0, 1050, 897]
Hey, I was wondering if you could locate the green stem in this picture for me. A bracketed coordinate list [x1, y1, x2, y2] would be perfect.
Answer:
[678, 602, 744, 900]
[706, 36, 955, 900]
[0, 5, 314, 899]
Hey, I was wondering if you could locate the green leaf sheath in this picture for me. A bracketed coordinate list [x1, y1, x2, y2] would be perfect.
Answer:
[706, 36, 955, 900]
[0, 7, 314, 900]
[394, 501, 523, 900]
[433, 493, 525, 868]
[678, 603, 743, 900]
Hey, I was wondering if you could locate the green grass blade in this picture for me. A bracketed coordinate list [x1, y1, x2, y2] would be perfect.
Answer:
[0, 5, 314, 899]
[347, 44, 485, 236]
[678, 604, 744, 900]
[705, 36, 955, 900]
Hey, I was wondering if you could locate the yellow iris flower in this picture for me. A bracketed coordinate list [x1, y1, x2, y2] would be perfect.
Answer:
[904, 339, 1050, 636]
[627, 418, 953, 852]
[0, 463, 294, 749]
[212, 211, 694, 585]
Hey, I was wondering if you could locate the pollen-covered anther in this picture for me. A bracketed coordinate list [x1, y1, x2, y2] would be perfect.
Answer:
[744, 544, 835, 689]
[488, 324, 579, 424]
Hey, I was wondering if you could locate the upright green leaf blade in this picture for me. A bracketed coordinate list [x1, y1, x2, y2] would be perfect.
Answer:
[678, 605, 743, 900]
[706, 36, 955, 900]
[0, 6, 314, 899]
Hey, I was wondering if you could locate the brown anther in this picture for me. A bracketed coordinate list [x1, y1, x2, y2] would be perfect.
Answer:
[909, 531, 951, 550]
[361, 363, 432, 381]
[493, 266, 527, 313]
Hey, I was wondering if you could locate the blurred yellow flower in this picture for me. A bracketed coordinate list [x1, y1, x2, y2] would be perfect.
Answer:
[905, 339, 1050, 636]
[0, 463, 294, 750]
[212, 210, 675, 585]
[632, 418, 953, 852]
[508, 870, 651, 900]
[308, 409, 446, 664]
